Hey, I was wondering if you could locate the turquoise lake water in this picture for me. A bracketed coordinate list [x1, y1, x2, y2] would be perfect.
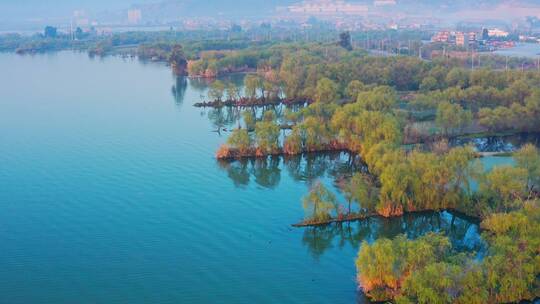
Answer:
[0, 52, 494, 303]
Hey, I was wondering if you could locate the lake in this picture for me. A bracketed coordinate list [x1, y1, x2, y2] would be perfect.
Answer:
[494, 42, 540, 59]
[0, 52, 486, 304]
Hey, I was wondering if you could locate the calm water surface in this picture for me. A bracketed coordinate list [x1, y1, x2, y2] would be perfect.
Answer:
[0, 52, 482, 304]
[494, 42, 540, 59]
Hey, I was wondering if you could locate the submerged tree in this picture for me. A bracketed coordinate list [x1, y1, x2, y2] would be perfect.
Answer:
[226, 83, 241, 101]
[254, 114, 280, 154]
[208, 80, 226, 101]
[342, 173, 378, 215]
[302, 182, 338, 222]
[244, 74, 261, 100]
[226, 129, 251, 155]
[242, 111, 255, 130]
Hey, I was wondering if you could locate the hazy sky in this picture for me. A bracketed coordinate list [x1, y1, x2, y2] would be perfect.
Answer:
[0, 0, 288, 21]
[0, 0, 537, 30]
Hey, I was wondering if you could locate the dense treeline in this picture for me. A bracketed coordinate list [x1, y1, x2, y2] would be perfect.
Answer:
[201, 42, 540, 139]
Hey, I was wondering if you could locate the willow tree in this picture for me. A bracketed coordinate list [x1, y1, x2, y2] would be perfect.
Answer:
[345, 80, 365, 101]
[283, 127, 303, 155]
[244, 74, 261, 100]
[514, 144, 540, 192]
[436, 101, 473, 136]
[226, 129, 251, 155]
[208, 80, 226, 101]
[314, 77, 339, 104]
[356, 233, 451, 302]
[342, 173, 378, 215]
[480, 166, 528, 212]
[356, 86, 397, 112]
[378, 162, 415, 217]
[255, 120, 280, 154]
[226, 83, 241, 101]
[242, 111, 255, 130]
[302, 182, 338, 222]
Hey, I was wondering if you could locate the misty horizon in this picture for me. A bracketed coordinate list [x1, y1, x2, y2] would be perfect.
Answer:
[2, 0, 540, 32]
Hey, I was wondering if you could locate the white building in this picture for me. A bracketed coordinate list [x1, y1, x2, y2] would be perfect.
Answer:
[488, 28, 509, 38]
[287, 0, 368, 16]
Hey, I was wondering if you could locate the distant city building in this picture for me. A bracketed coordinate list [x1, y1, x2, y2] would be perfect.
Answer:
[374, 0, 397, 6]
[128, 9, 142, 24]
[482, 28, 490, 40]
[455, 32, 468, 47]
[431, 31, 450, 43]
[287, 0, 368, 16]
[468, 32, 477, 43]
[488, 28, 509, 38]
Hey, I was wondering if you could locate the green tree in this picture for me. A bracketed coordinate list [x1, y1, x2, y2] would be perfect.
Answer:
[345, 80, 365, 101]
[356, 233, 451, 302]
[255, 119, 280, 154]
[480, 166, 528, 211]
[226, 83, 241, 101]
[419, 76, 438, 92]
[208, 80, 226, 101]
[445, 68, 469, 88]
[242, 111, 255, 130]
[435, 102, 472, 136]
[514, 144, 540, 192]
[244, 74, 261, 100]
[315, 77, 339, 104]
[378, 162, 415, 217]
[169, 44, 187, 73]
[283, 127, 303, 155]
[356, 86, 397, 112]
[399, 262, 461, 304]
[302, 182, 338, 222]
[342, 173, 378, 214]
[226, 129, 251, 154]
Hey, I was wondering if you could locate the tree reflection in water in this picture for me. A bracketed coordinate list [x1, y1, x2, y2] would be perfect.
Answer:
[171, 76, 187, 106]
[216, 157, 281, 189]
[217, 152, 366, 189]
[302, 211, 483, 260]
[451, 133, 540, 152]
[207, 107, 242, 133]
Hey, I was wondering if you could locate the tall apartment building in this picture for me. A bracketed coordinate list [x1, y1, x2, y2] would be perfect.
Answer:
[456, 32, 468, 47]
